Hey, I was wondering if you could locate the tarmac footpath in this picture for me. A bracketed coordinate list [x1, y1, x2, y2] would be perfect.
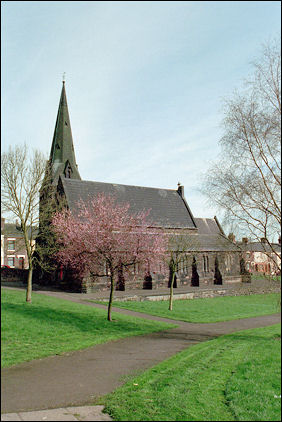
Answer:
[1, 287, 281, 421]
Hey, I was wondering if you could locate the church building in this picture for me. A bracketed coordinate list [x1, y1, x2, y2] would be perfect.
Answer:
[40, 82, 242, 293]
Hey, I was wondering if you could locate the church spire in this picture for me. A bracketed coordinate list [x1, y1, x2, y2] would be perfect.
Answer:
[49, 81, 81, 184]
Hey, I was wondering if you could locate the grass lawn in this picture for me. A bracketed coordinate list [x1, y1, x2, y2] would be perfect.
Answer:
[94, 293, 281, 323]
[101, 324, 281, 421]
[1, 288, 176, 368]
[251, 274, 281, 282]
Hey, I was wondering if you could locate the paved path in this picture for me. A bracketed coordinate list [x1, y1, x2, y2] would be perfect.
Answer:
[1, 287, 281, 421]
[1, 406, 112, 421]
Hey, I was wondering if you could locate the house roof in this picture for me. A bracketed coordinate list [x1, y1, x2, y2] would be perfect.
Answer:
[238, 242, 281, 253]
[1, 223, 38, 239]
[60, 177, 198, 229]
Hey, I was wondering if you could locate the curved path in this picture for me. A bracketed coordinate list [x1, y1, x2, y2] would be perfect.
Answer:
[1, 288, 281, 418]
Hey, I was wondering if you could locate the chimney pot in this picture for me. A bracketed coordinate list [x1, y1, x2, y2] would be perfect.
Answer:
[242, 237, 248, 244]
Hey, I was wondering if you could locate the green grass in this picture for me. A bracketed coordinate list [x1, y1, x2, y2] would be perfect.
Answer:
[251, 273, 281, 282]
[94, 293, 281, 323]
[1, 288, 176, 368]
[101, 324, 281, 421]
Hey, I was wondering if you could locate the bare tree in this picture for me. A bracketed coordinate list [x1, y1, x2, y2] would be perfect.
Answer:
[202, 38, 281, 270]
[166, 233, 199, 311]
[1, 144, 47, 302]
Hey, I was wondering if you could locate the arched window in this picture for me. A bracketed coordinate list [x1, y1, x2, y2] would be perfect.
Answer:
[203, 255, 209, 272]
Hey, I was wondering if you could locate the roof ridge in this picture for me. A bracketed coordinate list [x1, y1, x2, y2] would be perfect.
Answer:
[63, 177, 179, 192]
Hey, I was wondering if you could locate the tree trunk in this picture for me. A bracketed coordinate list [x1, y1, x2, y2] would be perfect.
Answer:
[169, 272, 175, 311]
[26, 267, 33, 303]
[24, 229, 33, 303]
[108, 274, 115, 321]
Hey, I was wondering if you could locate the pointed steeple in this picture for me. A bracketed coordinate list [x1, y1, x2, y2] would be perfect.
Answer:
[49, 81, 81, 184]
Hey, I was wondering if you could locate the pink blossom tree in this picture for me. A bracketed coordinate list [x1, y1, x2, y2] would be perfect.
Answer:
[52, 194, 167, 321]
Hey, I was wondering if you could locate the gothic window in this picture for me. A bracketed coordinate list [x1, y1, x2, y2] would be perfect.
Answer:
[203, 255, 209, 272]
[104, 262, 110, 276]
[185, 254, 188, 273]
[133, 262, 139, 275]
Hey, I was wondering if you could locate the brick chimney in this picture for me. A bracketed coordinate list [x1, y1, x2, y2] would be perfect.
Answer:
[260, 238, 267, 243]
[1, 217, 5, 232]
[177, 182, 184, 198]
[242, 237, 248, 244]
[278, 235, 281, 245]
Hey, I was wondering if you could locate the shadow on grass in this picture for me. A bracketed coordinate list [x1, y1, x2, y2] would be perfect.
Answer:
[2, 301, 170, 334]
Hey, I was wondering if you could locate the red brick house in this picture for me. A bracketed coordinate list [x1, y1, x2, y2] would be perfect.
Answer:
[1, 217, 36, 269]
[238, 237, 281, 276]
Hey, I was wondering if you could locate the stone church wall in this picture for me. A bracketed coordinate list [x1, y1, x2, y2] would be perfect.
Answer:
[79, 251, 241, 293]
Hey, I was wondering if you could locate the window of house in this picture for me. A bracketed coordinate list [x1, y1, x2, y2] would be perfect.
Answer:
[7, 256, 15, 267]
[7, 239, 16, 251]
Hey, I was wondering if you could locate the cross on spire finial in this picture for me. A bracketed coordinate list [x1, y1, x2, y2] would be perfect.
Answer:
[62, 72, 66, 83]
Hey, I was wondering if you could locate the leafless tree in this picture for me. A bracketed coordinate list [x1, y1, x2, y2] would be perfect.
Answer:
[165, 233, 199, 310]
[1, 144, 47, 302]
[202, 38, 281, 269]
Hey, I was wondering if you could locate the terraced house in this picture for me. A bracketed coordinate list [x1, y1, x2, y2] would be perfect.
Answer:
[1, 217, 35, 269]
[238, 237, 281, 276]
[39, 82, 242, 292]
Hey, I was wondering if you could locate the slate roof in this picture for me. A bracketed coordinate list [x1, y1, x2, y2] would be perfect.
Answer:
[1, 223, 38, 239]
[60, 177, 197, 229]
[193, 218, 241, 252]
[238, 242, 281, 253]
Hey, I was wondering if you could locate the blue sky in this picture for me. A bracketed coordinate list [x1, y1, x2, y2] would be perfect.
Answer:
[2, 1, 281, 223]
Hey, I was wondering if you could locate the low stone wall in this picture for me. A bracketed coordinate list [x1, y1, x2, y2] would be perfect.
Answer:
[97, 281, 281, 302]
[81, 274, 244, 293]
